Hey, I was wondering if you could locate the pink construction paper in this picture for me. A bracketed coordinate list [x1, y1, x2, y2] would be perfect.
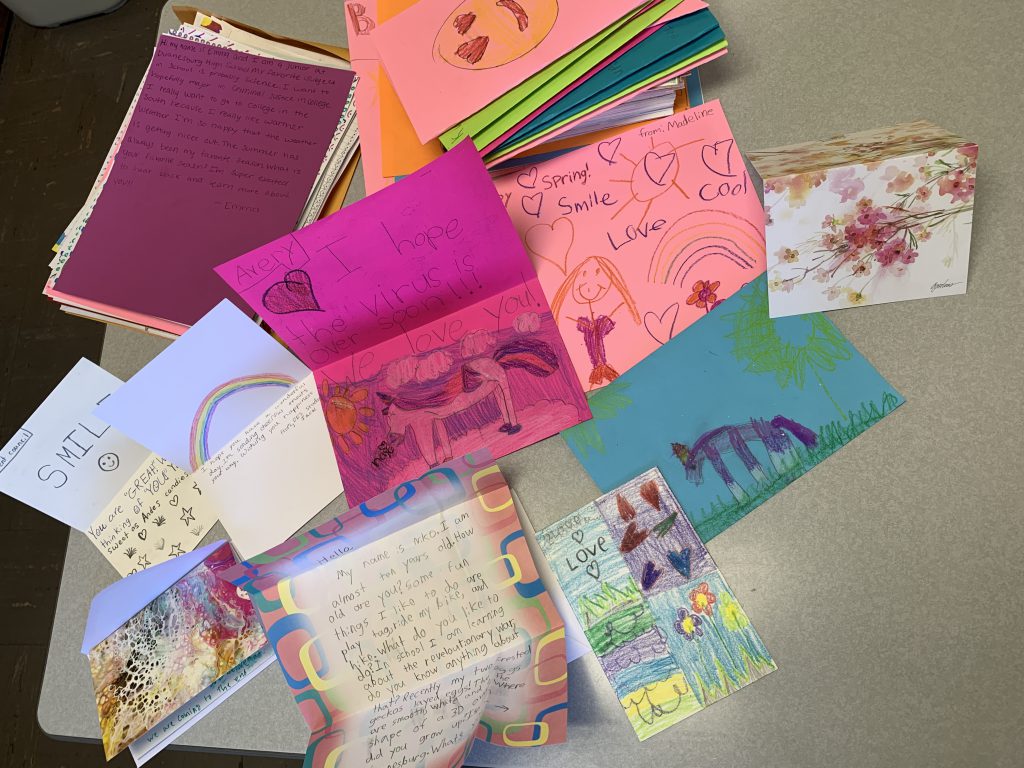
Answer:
[494, 100, 766, 390]
[55, 35, 355, 328]
[216, 140, 590, 505]
[345, 0, 394, 194]
[371, 0, 649, 142]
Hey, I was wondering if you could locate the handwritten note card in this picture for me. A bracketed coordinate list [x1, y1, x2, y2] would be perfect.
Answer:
[537, 469, 775, 740]
[55, 35, 356, 327]
[216, 141, 589, 505]
[197, 375, 342, 559]
[495, 101, 766, 388]
[88, 454, 217, 576]
[0, 359, 151, 531]
[224, 454, 568, 768]
[95, 300, 309, 472]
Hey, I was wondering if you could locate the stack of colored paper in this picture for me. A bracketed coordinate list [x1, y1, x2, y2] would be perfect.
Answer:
[44, 17, 360, 337]
[347, 0, 727, 192]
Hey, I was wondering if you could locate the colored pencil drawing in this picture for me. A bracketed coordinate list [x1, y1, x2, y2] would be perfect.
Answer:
[317, 309, 587, 504]
[563, 275, 905, 541]
[434, 0, 559, 69]
[495, 101, 766, 389]
[536, 470, 775, 741]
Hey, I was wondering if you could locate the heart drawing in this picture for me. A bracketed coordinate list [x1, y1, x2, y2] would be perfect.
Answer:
[597, 137, 622, 165]
[620, 521, 649, 553]
[525, 217, 573, 274]
[585, 559, 600, 580]
[640, 561, 662, 591]
[643, 302, 680, 345]
[643, 150, 678, 186]
[517, 167, 538, 189]
[571, 529, 584, 544]
[262, 269, 323, 314]
[701, 139, 736, 177]
[521, 192, 544, 218]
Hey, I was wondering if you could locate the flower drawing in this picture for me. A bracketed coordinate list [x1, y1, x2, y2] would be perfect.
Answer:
[719, 591, 750, 631]
[674, 607, 704, 640]
[689, 582, 717, 616]
[686, 280, 721, 313]
[767, 145, 975, 306]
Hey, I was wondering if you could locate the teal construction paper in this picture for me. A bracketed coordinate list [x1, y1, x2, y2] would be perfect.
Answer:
[562, 276, 904, 541]
[495, 11, 723, 153]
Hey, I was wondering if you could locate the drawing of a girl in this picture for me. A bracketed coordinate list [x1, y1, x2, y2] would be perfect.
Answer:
[551, 256, 640, 387]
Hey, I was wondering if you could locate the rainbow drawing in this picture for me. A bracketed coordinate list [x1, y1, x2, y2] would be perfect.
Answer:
[189, 373, 297, 470]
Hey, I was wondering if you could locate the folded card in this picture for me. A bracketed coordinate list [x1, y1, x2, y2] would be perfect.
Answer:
[223, 453, 569, 768]
[216, 141, 590, 506]
[495, 100, 765, 388]
[537, 469, 775, 739]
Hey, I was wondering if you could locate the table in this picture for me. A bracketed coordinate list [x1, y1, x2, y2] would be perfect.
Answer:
[38, 1, 1024, 766]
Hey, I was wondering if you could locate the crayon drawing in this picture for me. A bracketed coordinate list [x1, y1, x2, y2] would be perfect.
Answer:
[496, 101, 766, 389]
[563, 275, 905, 541]
[435, 0, 559, 69]
[537, 469, 775, 741]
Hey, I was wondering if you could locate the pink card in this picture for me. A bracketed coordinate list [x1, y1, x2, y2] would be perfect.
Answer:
[371, 0, 647, 142]
[215, 140, 590, 505]
[494, 100, 767, 389]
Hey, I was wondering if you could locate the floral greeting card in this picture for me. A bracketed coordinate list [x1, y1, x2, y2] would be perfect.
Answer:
[749, 121, 976, 317]
[536, 468, 774, 740]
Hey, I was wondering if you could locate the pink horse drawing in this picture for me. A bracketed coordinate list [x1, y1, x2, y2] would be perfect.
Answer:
[377, 338, 559, 467]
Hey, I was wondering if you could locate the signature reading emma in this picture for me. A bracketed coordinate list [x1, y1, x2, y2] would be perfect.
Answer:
[551, 256, 640, 387]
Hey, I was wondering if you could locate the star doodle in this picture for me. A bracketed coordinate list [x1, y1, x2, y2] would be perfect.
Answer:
[169, 543, 186, 557]
[136, 554, 151, 568]
[180, 507, 195, 525]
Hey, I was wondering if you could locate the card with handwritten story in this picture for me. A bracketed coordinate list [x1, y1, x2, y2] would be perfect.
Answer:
[0, 359, 152, 531]
[216, 140, 589, 506]
[495, 100, 766, 389]
[537, 469, 774, 740]
[563, 275, 905, 541]
[86, 542, 267, 759]
[95, 300, 309, 471]
[223, 453, 568, 768]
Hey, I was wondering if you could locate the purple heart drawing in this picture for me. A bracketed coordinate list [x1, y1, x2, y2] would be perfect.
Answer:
[517, 167, 538, 189]
[701, 139, 736, 177]
[261, 269, 323, 314]
[643, 303, 680, 345]
[521, 192, 544, 218]
[641, 561, 662, 591]
[643, 150, 677, 186]
[597, 137, 622, 165]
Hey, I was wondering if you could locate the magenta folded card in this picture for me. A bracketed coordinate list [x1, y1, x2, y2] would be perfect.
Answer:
[56, 35, 355, 327]
[216, 140, 590, 505]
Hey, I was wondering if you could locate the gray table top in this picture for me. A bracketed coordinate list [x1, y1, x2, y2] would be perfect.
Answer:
[38, 1, 1024, 766]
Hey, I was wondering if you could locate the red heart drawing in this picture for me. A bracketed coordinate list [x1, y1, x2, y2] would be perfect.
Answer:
[262, 269, 323, 314]
[525, 217, 573, 274]
[701, 139, 736, 177]
[597, 137, 622, 165]
[643, 150, 677, 186]
[643, 302, 680, 345]
[517, 167, 538, 189]
[620, 522, 650, 553]
[521, 192, 544, 218]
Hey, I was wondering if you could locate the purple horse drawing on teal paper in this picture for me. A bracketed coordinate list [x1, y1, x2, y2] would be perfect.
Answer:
[672, 415, 818, 502]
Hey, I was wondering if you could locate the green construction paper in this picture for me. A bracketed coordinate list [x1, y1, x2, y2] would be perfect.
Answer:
[439, 0, 683, 151]
[495, 13, 723, 151]
[485, 39, 727, 164]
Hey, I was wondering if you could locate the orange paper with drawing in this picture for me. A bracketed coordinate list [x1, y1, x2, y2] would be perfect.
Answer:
[494, 101, 767, 389]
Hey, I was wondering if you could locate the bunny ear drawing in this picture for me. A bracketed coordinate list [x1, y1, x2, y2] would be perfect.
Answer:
[525, 217, 574, 274]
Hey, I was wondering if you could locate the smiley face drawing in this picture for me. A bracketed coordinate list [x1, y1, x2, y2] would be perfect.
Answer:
[97, 452, 120, 472]
[435, 0, 559, 70]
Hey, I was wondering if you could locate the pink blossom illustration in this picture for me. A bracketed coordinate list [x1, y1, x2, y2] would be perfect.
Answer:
[828, 167, 865, 202]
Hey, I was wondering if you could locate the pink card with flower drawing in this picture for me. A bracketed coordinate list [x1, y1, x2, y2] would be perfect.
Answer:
[494, 100, 767, 391]
[749, 121, 977, 317]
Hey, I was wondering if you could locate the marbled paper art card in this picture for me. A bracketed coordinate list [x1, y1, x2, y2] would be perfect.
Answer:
[224, 453, 568, 768]
[749, 120, 977, 316]
[537, 469, 775, 740]
[86, 542, 267, 758]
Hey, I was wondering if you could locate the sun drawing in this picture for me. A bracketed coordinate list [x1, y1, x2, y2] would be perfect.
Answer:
[608, 135, 704, 223]
[321, 379, 374, 453]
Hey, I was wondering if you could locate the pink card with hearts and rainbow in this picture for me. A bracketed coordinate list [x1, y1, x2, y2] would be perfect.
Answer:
[494, 100, 767, 390]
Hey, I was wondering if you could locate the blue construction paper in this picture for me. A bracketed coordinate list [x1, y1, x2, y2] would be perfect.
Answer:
[563, 276, 904, 541]
[81, 539, 225, 653]
[94, 301, 309, 470]
[496, 11, 723, 153]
